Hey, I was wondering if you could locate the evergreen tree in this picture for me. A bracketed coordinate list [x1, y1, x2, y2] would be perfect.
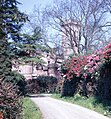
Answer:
[12, 26, 50, 65]
[0, 0, 27, 79]
[0, 1, 28, 118]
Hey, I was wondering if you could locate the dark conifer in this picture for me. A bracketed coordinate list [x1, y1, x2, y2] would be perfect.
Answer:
[0, 0, 27, 79]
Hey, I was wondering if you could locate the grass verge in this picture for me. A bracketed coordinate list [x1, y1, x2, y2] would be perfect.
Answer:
[52, 94, 111, 117]
[22, 97, 42, 119]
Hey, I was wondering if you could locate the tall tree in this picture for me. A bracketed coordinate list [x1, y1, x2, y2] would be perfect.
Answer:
[14, 26, 50, 64]
[33, 0, 111, 56]
[0, 0, 27, 79]
[0, 1, 28, 118]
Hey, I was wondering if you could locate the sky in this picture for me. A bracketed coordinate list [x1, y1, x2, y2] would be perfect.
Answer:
[18, 0, 53, 13]
[18, 0, 55, 47]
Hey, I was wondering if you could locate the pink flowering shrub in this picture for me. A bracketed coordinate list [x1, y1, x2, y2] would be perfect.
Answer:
[63, 56, 87, 79]
[61, 42, 111, 98]
[62, 42, 111, 80]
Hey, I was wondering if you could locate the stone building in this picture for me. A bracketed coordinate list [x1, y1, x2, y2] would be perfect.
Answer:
[12, 51, 63, 80]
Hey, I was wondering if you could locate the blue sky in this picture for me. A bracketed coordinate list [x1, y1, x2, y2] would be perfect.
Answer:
[18, 0, 55, 47]
[18, 0, 53, 13]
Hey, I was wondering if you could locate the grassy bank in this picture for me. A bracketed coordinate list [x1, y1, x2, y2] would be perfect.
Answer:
[22, 97, 42, 119]
[52, 94, 111, 117]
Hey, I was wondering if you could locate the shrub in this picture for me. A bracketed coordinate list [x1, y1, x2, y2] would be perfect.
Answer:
[4, 71, 26, 96]
[61, 78, 78, 97]
[55, 80, 63, 94]
[0, 79, 23, 119]
[26, 79, 40, 94]
[61, 42, 111, 99]
[0, 71, 26, 118]
[26, 76, 58, 94]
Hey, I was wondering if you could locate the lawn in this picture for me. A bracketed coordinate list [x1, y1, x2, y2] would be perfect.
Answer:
[22, 97, 42, 119]
[52, 94, 111, 117]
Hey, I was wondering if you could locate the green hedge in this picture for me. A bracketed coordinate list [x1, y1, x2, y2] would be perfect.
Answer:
[26, 76, 57, 94]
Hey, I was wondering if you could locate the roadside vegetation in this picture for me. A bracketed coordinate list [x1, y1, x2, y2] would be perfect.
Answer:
[1, 0, 111, 118]
[52, 94, 111, 118]
[22, 97, 42, 119]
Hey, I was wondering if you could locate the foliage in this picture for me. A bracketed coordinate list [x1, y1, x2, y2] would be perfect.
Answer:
[4, 71, 25, 82]
[26, 79, 40, 94]
[61, 78, 78, 97]
[11, 26, 50, 65]
[61, 42, 111, 99]
[26, 76, 58, 94]
[36, 75, 57, 84]
[62, 56, 87, 79]
[62, 42, 111, 79]
[0, 40, 12, 78]
[36, 76, 58, 93]
[0, 1, 27, 118]
[22, 98, 42, 119]
[3, 71, 26, 96]
[0, 0, 27, 41]
[0, 0, 28, 79]
[0, 79, 23, 119]
[55, 80, 63, 94]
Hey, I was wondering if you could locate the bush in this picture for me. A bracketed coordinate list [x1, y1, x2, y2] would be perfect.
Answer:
[61, 78, 78, 97]
[37, 76, 57, 93]
[4, 71, 26, 96]
[0, 79, 23, 119]
[26, 76, 58, 94]
[0, 71, 26, 118]
[55, 80, 63, 94]
[61, 42, 111, 99]
[25, 79, 40, 94]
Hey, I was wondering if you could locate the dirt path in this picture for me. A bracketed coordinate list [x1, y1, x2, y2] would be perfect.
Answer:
[31, 96, 110, 119]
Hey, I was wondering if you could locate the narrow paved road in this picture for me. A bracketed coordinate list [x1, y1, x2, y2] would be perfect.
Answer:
[31, 96, 110, 119]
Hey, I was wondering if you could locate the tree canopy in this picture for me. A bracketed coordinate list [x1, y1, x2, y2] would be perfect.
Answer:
[32, 0, 111, 56]
[0, 0, 28, 79]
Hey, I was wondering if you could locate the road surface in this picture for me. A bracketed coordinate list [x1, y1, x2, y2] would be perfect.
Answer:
[31, 96, 110, 119]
